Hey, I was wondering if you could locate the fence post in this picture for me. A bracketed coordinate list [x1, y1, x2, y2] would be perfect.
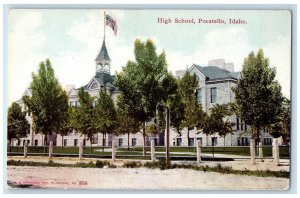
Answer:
[259, 142, 263, 161]
[112, 140, 116, 161]
[79, 142, 83, 160]
[151, 140, 156, 162]
[250, 139, 255, 165]
[49, 141, 53, 159]
[273, 139, 280, 166]
[196, 140, 202, 164]
[24, 142, 28, 158]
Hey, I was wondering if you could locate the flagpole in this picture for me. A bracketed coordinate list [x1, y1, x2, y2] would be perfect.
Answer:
[104, 11, 106, 41]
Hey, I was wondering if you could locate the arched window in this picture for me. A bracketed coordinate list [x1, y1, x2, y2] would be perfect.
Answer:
[91, 83, 98, 89]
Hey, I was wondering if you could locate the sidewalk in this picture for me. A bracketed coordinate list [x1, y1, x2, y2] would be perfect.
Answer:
[7, 155, 290, 172]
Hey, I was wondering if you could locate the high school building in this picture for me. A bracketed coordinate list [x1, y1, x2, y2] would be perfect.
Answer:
[12, 40, 274, 147]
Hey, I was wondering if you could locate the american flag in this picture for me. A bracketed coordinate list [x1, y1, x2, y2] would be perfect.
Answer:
[105, 14, 117, 36]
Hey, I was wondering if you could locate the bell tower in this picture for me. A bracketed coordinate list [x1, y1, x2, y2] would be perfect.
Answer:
[95, 40, 111, 74]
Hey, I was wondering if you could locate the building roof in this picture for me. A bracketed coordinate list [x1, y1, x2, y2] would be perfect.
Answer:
[95, 40, 111, 61]
[77, 72, 116, 91]
[193, 64, 239, 81]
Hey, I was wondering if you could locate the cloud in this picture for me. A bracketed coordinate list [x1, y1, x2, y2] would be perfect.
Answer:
[164, 27, 291, 98]
[8, 11, 46, 104]
[264, 36, 291, 98]
[8, 10, 291, 105]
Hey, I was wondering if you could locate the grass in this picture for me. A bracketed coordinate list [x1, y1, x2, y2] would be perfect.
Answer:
[143, 159, 290, 178]
[7, 159, 290, 178]
[7, 159, 111, 168]
[122, 161, 143, 168]
[7, 146, 290, 158]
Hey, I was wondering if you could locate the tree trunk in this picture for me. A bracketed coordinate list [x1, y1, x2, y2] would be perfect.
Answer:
[102, 133, 105, 152]
[127, 132, 130, 151]
[187, 128, 190, 146]
[90, 140, 92, 154]
[9, 139, 12, 152]
[256, 126, 260, 146]
[61, 135, 64, 147]
[187, 128, 190, 152]
[44, 134, 48, 154]
[142, 122, 146, 156]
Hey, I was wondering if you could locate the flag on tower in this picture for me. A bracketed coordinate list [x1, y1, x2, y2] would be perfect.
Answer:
[105, 14, 117, 36]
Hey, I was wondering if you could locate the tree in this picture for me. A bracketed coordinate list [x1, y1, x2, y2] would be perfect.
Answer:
[232, 49, 283, 145]
[179, 71, 206, 145]
[161, 73, 185, 134]
[71, 87, 95, 152]
[115, 108, 141, 150]
[268, 97, 291, 140]
[115, 39, 168, 155]
[93, 89, 117, 149]
[7, 102, 30, 146]
[58, 107, 73, 147]
[203, 104, 234, 146]
[22, 59, 69, 146]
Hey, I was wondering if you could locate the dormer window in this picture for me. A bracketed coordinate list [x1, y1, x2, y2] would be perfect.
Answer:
[91, 83, 98, 89]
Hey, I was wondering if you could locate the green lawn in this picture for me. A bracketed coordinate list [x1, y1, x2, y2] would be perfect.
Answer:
[7, 146, 290, 158]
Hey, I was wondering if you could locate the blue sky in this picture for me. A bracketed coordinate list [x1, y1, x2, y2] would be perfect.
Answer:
[8, 9, 291, 104]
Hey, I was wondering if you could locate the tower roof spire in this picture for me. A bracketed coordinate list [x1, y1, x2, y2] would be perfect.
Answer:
[95, 40, 111, 61]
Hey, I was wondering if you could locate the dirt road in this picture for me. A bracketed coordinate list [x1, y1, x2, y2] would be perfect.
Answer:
[7, 166, 289, 190]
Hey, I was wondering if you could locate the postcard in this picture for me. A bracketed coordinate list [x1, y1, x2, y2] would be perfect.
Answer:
[6, 9, 291, 190]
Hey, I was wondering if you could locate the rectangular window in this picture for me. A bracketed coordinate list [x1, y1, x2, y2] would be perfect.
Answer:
[27, 140, 30, 145]
[241, 120, 244, 130]
[196, 88, 202, 103]
[69, 101, 73, 106]
[34, 140, 38, 146]
[211, 137, 218, 146]
[196, 137, 202, 146]
[119, 138, 123, 147]
[17, 141, 21, 146]
[63, 139, 68, 146]
[188, 138, 195, 146]
[210, 87, 217, 103]
[74, 139, 78, 146]
[236, 117, 240, 130]
[132, 138, 137, 146]
[91, 134, 98, 144]
[83, 139, 86, 146]
[176, 138, 182, 146]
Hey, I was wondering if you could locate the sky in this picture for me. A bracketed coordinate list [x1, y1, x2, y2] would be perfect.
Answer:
[8, 9, 291, 104]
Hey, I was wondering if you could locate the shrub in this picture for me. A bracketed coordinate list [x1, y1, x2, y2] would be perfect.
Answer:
[122, 161, 142, 168]
[95, 160, 110, 168]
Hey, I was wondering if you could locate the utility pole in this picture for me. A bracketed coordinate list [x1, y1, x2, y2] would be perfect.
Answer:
[166, 106, 170, 163]
[156, 103, 170, 163]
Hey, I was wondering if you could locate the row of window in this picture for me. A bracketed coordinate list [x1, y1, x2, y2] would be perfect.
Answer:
[15, 137, 273, 147]
[69, 100, 101, 107]
[236, 118, 248, 131]
[196, 87, 217, 103]
[174, 137, 205, 146]
[69, 101, 79, 107]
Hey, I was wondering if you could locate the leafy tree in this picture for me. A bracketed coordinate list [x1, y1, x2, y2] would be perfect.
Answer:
[71, 87, 95, 152]
[58, 107, 73, 147]
[156, 73, 185, 134]
[22, 59, 69, 146]
[93, 89, 117, 149]
[179, 71, 206, 145]
[268, 97, 291, 140]
[115, 39, 168, 155]
[114, 108, 140, 150]
[7, 102, 30, 146]
[203, 104, 234, 146]
[232, 49, 283, 145]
